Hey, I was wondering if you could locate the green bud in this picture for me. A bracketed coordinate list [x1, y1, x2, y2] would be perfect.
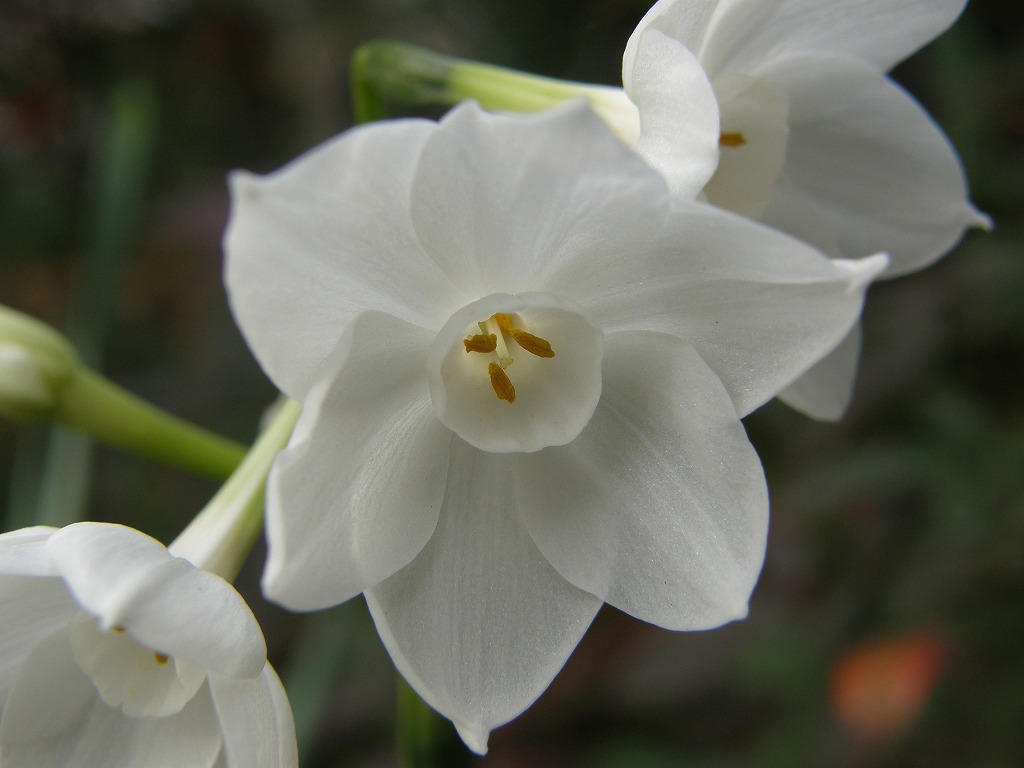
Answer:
[0, 304, 80, 421]
[351, 39, 640, 142]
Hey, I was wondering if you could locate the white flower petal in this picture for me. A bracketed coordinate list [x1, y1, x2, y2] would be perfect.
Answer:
[409, 101, 669, 298]
[760, 52, 988, 274]
[778, 323, 862, 421]
[224, 119, 463, 398]
[753, 172, 842, 256]
[263, 312, 451, 611]
[0, 627, 108, 766]
[551, 200, 887, 416]
[47, 523, 265, 678]
[208, 666, 298, 768]
[581, 86, 642, 146]
[623, 0, 719, 80]
[364, 440, 602, 755]
[518, 332, 766, 629]
[696, 0, 969, 76]
[0, 577, 78, 706]
[0, 628, 222, 768]
[624, 27, 721, 197]
[69, 616, 207, 718]
[0, 529, 75, 701]
[0, 526, 58, 577]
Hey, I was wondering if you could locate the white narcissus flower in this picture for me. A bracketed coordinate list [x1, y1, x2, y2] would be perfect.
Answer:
[225, 101, 886, 752]
[594, 0, 990, 419]
[0, 524, 296, 768]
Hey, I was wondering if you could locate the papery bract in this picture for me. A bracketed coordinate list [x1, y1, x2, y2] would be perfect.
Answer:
[0, 524, 296, 768]
[225, 101, 886, 752]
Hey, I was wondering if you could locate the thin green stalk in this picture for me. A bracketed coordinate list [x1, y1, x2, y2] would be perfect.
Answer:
[395, 674, 473, 767]
[282, 602, 363, 763]
[53, 367, 247, 480]
[397, 676, 445, 768]
[169, 398, 300, 581]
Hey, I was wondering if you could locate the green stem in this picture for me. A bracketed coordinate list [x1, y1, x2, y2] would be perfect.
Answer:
[54, 367, 247, 480]
[169, 397, 300, 580]
[283, 602, 364, 763]
[397, 675, 445, 768]
[395, 675, 473, 766]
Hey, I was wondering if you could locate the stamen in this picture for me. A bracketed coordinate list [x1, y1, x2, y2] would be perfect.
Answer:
[488, 362, 516, 403]
[154, 652, 170, 665]
[509, 328, 554, 358]
[484, 318, 514, 368]
[720, 131, 747, 147]
[464, 333, 497, 353]
[111, 626, 126, 634]
[467, 312, 556, 402]
[494, 313, 515, 335]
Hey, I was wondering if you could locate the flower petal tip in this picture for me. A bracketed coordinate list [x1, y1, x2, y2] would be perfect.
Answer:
[259, 562, 296, 610]
[726, 599, 750, 624]
[260, 561, 341, 613]
[834, 253, 890, 293]
[227, 170, 264, 204]
[967, 205, 994, 233]
[260, 573, 296, 612]
[454, 720, 490, 755]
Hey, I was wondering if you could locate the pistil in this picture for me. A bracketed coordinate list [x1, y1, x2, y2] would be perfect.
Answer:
[483, 316, 514, 368]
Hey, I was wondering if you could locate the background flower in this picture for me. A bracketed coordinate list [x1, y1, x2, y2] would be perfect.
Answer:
[0, 523, 296, 768]
[621, 0, 991, 419]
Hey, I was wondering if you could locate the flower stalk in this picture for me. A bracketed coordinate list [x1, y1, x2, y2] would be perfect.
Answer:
[397, 676, 450, 768]
[54, 368, 248, 479]
[170, 397, 301, 581]
[1, 303, 247, 479]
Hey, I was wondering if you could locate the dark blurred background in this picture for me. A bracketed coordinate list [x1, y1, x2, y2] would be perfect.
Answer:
[1, 1, 1021, 766]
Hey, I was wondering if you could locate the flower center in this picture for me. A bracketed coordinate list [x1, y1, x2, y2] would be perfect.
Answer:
[70, 615, 206, 718]
[703, 73, 790, 217]
[462, 312, 556, 404]
[427, 293, 603, 453]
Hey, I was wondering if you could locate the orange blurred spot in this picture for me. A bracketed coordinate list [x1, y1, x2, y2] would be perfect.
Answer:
[830, 631, 949, 744]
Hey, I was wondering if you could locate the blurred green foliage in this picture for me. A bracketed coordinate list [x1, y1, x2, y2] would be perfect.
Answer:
[1, 1, 1021, 766]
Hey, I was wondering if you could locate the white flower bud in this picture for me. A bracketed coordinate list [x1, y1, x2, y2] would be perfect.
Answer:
[0, 304, 79, 421]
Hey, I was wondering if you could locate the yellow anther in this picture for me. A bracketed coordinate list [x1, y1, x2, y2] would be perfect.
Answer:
[111, 626, 126, 634]
[719, 131, 747, 147]
[488, 362, 516, 403]
[154, 652, 170, 665]
[509, 328, 555, 358]
[494, 313, 515, 335]
[464, 333, 497, 353]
